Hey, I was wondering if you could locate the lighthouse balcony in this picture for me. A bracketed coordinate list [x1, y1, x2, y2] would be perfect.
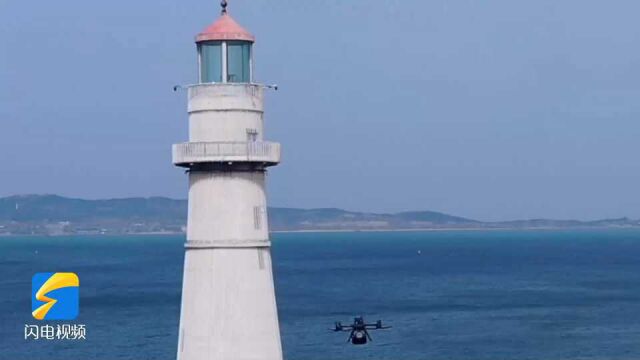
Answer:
[172, 141, 280, 167]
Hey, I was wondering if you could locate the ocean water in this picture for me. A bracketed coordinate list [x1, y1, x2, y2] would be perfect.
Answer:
[1, 230, 640, 359]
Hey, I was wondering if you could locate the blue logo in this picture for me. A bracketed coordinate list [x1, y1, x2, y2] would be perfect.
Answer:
[31, 272, 79, 320]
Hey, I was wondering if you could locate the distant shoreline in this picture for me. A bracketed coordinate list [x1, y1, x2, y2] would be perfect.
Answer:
[2, 226, 640, 237]
[273, 226, 640, 233]
[2, 195, 638, 237]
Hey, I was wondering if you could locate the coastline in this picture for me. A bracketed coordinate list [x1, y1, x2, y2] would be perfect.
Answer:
[2, 226, 640, 237]
[272, 226, 640, 233]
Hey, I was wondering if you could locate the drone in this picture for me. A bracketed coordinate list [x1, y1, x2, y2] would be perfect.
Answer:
[331, 317, 391, 345]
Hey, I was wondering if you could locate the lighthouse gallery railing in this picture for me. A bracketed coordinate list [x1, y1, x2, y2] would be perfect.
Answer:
[172, 141, 281, 166]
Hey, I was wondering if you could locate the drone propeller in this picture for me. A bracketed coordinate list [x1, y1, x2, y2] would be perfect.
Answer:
[330, 322, 354, 332]
[365, 320, 392, 329]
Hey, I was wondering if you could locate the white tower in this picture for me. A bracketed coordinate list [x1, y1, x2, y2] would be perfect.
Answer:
[173, 2, 283, 360]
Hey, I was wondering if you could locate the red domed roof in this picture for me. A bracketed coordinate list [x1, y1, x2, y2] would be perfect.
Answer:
[196, 13, 255, 43]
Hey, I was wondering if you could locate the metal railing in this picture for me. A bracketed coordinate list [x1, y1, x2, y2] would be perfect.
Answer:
[172, 141, 281, 166]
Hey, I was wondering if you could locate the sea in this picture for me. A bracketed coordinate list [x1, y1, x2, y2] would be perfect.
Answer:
[1, 229, 640, 360]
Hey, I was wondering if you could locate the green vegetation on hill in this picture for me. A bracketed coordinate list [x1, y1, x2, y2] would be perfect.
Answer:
[0, 195, 638, 236]
[0, 195, 185, 222]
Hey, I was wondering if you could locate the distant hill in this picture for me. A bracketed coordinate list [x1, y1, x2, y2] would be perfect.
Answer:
[0, 195, 638, 236]
[267, 207, 477, 231]
[0, 195, 185, 222]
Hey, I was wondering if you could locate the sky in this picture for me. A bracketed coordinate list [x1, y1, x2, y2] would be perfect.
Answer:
[1, 0, 639, 221]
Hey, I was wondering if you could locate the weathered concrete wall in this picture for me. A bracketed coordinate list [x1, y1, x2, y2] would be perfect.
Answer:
[188, 84, 265, 142]
[178, 248, 282, 360]
[186, 171, 269, 247]
[175, 82, 283, 360]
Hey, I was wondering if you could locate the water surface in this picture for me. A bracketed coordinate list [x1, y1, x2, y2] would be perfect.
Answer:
[1, 230, 640, 359]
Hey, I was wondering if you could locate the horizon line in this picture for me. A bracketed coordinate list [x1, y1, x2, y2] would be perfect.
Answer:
[1, 193, 637, 224]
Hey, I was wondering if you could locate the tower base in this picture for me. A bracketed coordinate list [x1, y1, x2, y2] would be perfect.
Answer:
[177, 247, 283, 360]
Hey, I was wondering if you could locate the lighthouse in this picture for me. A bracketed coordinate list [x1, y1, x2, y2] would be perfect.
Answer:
[172, 2, 283, 360]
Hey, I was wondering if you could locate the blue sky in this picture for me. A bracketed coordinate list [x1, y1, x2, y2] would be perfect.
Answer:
[1, 0, 639, 221]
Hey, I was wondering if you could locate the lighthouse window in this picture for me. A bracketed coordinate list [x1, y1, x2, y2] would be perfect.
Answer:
[227, 41, 251, 83]
[200, 42, 222, 83]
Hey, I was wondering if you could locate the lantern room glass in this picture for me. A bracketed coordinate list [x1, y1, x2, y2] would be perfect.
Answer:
[200, 42, 222, 83]
[227, 41, 251, 83]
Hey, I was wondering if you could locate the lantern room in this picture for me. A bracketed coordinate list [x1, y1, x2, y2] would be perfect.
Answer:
[195, 3, 255, 84]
